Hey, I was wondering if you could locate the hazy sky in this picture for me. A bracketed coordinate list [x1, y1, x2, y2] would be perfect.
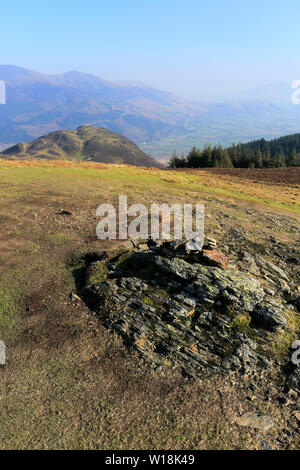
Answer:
[1, 0, 300, 100]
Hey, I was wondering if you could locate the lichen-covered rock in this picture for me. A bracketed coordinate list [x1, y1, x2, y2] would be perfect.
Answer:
[238, 251, 290, 288]
[83, 250, 298, 381]
[251, 300, 287, 331]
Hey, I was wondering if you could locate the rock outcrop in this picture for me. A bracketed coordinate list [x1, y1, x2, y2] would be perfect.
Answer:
[82, 238, 300, 388]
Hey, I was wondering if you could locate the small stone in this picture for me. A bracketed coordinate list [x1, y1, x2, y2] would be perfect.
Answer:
[235, 412, 275, 431]
[259, 436, 273, 450]
[138, 243, 149, 251]
[57, 209, 73, 215]
[206, 240, 217, 250]
[123, 240, 134, 249]
[208, 244, 217, 250]
[207, 240, 217, 249]
[287, 389, 298, 400]
[201, 249, 227, 269]
[264, 288, 275, 296]
[131, 239, 148, 248]
[251, 300, 287, 330]
[70, 292, 81, 302]
[292, 411, 300, 422]
[185, 238, 204, 252]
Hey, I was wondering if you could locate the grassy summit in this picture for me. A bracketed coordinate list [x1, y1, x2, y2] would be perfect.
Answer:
[0, 125, 161, 167]
[0, 162, 299, 449]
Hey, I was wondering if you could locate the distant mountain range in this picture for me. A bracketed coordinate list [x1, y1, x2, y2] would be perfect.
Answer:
[229, 82, 297, 104]
[1, 65, 300, 159]
[0, 125, 161, 167]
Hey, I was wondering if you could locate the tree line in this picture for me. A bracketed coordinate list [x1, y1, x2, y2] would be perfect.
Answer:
[168, 134, 300, 168]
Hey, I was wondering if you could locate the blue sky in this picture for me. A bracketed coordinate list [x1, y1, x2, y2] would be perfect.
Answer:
[1, 0, 300, 100]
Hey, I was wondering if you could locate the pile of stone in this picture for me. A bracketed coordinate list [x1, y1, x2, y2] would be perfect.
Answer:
[206, 237, 217, 249]
[128, 235, 228, 270]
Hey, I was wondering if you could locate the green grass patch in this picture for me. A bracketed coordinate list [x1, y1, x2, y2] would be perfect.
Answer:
[0, 289, 18, 340]
[50, 233, 74, 245]
[144, 286, 170, 299]
[229, 313, 252, 334]
[85, 261, 108, 287]
[268, 310, 300, 360]
[141, 295, 157, 307]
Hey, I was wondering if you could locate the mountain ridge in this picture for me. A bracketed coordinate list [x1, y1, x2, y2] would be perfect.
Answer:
[0, 65, 202, 153]
[1, 65, 300, 158]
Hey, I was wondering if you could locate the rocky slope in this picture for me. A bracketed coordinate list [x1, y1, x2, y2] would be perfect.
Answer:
[0, 125, 161, 167]
[82, 237, 300, 393]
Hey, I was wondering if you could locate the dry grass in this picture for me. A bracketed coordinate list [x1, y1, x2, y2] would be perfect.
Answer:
[0, 161, 299, 449]
[0, 159, 126, 169]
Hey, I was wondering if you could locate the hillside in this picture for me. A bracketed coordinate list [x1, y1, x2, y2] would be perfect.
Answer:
[0, 162, 299, 450]
[0, 125, 161, 167]
[2, 65, 300, 158]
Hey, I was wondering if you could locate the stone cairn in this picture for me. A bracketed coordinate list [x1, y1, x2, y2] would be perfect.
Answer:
[128, 235, 227, 269]
[206, 237, 217, 249]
